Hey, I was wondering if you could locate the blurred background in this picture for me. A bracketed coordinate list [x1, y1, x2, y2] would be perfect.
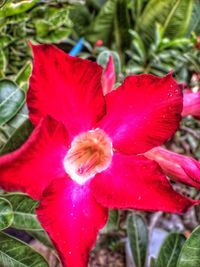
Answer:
[0, 0, 200, 266]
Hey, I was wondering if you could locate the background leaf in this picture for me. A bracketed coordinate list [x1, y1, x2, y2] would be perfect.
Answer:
[0, 231, 48, 267]
[127, 213, 148, 267]
[0, 79, 25, 126]
[156, 233, 186, 267]
[0, 119, 34, 155]
[177, 226, 200, 267]
[0, 197, 13, 230]
[3, 193, 42, 231]
[137, 0, 194, 45]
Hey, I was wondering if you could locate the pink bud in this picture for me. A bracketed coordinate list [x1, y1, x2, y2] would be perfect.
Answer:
[182, 89, 200, 119]
[102, 55, 116, 96]
[145, 146, 200, 188]
[94, 40, 103, 48]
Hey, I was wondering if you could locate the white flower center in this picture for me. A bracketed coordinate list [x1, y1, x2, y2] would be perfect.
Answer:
[64, 128, 113, 184]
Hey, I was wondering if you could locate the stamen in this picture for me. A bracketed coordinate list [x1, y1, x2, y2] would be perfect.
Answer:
[64, 129, 113, 184]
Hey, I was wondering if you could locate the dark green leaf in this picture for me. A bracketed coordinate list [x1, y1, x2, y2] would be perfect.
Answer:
[0, 79, 25, 126]
[27, 230, 53, 249]
[0, 197, 13, 230]
[0, 119, 33, 155]
[127, 214, 148, 267]
[104, 210, 119, 232]
[85, 0, 130, 52]
[0, 231, 48, 266]
[156, 233, 186, 267]
[177, 226, 200, 267]
[3, 193, 42, 231]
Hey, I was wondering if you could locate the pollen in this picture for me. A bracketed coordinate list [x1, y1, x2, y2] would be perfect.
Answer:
[64, 128, 113, 184]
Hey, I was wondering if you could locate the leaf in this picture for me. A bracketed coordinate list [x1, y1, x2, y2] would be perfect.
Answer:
[0, 119, 33, 155]
[0, 231, 48, 267]
[104, 210, 119, 232]
[15, 62, 32, 92]
[0, 197, 13, 230]
[0, 79, 25, 126]
[138, 0, 194, 45]
[3, 193, 42, 231]
[85, 0, 116, 45]
[85, 0, 130, 51]
[177, 225, 200, 267]
[188, 0, 200, 35]
[156, 233, 186, 267]
[27, 230, 53, 249]
[127, 213, 148, 267]
[0, 0, 39, 18]
[0, 50, 6, 78]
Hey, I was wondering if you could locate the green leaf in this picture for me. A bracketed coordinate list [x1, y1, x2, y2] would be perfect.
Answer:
[3, 193, 42, 231]
[188, 0, 200, 35]
[0, 0, 39, 18]
[27, 230, 53, 249]
[0, 231, 48, 267]
[156, 233, 186, 267]
[85, 0, 116, 45]
[177, 226, 200, 267]
[0, 197, 13, 230]
[129, 30, 146, 62]
[127, 214, 148, 267]
[0, 79, 25, 126]
[138, 0, 194, 45]
[150, 257, 157, 267]
[85, 0, 130, 52]
[0, 119, 33, 155]
[0, 50, 6, 78]
[104, 210, 119, 232]
[15, 62, 32, 92]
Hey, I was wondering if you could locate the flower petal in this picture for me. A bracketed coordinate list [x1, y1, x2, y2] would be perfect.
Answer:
[37, 178, 108, 267]
[98, 73, 182, 154]
[145, 146, 200, 188]
[0, 116, 69, 199]
[90, 153, 196, 213]
[28, 44, 105, 136]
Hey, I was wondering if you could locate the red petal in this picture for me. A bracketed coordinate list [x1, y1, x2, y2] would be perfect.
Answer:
[37, 178, 108, 267]
[98, 73, 182, 154]
[145, 146, 200, 188]
[28, 44, 105, 136]
[0, 116, 68, 199]
[90, 153, 196, 214]
[102, 55, 115, 95]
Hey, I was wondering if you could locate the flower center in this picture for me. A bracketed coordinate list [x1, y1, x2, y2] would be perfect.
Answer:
[64, 128, 113, 184]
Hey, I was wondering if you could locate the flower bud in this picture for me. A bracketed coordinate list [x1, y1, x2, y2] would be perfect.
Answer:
[182, 90, 200, 119]
[145, 146, 200, 188]
[102, 55, 116, 95]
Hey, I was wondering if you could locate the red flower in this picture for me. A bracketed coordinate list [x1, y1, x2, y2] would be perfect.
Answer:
[0, 44, 198, 267]
[145, 146, 200, 188]
[182, 89, 200, 119]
